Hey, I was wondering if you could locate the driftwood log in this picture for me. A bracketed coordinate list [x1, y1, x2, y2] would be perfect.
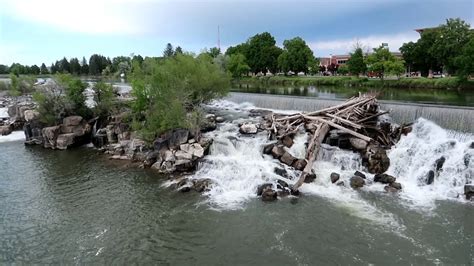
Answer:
[265, 94, 411, 192]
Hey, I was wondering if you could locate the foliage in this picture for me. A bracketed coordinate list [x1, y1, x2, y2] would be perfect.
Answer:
[366, 45, 405, 80]
[174, 46, 183, 55]
[92, 81, 116, 117]
[431, 18, 472, 74]
[9, 74, 35, 95]
[130, 53, 230, 141]
[33, 87, 67, 126]
[455, 36, 474, 79]
[81, 57, 89, 75]
[163, 43, 174, 58]
[40, 63, 49, 74]
[56, 74, 90, 117]
[337, 64, 349, 75]
[277, 37, 316, 74]
[0, 64, 9, 74]
[89, 54, 110, 75]
[69, 58, 81, 75]
[208, 47, 221, 58]
[227, 53, 250, 78]
[347, 47, 367, 76]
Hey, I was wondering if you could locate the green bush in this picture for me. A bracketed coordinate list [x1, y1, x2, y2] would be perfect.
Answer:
[131, 53, 230, 142]
[92, 81, 116, 117]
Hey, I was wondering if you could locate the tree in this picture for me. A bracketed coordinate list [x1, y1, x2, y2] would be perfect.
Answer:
[225, 43, 249, 57]
[130, 54, 230, 141]
[455, 36, 474, 79]
[347, 47, 367, 76]
[59, 57, 70, 73]
[40, 63, 49, 74]
[89, 54, 109, 75]
[30, 65, 40, 75]
[0, 64, 9, 74]
[57, 74, 89, 117]
[50, 63, 58, 74]
[81, 57, 89, 75]
[69, 58, 81, 75]
[174, 46, 183, 55]
[163, 43, 174, 57]
[277, 37, 316, 75]
[432, 18, 472, 74]
[208, 47, 221, 58]
[338, 64, 349, 75]
[366, 45, 405, 80]
[246, 32, 282, 75]
[227, 53, 250, 77]
[10, 63, 25, 76]
[92, 81, 116, 117]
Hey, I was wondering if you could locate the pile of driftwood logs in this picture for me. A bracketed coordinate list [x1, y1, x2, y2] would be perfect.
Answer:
[263, 93, 412, 193]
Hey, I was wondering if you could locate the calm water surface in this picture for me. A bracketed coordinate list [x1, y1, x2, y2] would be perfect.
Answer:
[1, 140, 472, 264]
[232, 84, 474, 107]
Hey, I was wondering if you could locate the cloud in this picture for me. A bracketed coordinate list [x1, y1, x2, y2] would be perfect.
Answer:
[2, 0, 145, 35]
[309, 31, 420, 56]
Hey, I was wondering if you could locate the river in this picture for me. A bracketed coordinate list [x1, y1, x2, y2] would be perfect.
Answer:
[1, 93, 473, 264]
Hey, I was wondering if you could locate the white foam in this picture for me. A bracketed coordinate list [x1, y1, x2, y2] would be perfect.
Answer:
[0, 131, 25, 143]
[0, 107, 8, 119]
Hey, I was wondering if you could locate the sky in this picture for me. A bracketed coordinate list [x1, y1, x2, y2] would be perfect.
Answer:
[0, 0, 473, 66]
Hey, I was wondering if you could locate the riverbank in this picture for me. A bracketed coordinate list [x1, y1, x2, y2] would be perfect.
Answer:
[236, 76, 474, 90]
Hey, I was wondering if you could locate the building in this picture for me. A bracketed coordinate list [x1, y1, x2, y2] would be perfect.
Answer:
[319, 52, 403, 68]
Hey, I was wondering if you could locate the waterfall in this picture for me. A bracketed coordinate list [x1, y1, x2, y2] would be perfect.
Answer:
[227, 92, 474, 132]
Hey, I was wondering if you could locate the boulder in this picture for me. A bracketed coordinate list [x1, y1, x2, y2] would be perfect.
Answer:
[465, 184, 474, 200]
[144, 151, 160, 168]
[276, 179, 289, 189]
[0, 125, 12, 136]
[257, 183, 273, 196]
[280, 152, 296, 166]
[336, 181, 345, 186]
[205, 114, 216, 122]
[24, 110, 39, 122]
[150, 160, 163, 170]
[180, 143, 205, 158]
[168, 129, 189, 149]
[274, 167, 289, 178]
[374, 173, 396, 184]
[175, 150, 193, 161]
[426, 170, 435, 185]
[198, 138, 213, 156]
[215, 116, 225, 123]
[353, 171, 366, 179]
[282, 135, 293, 148]
[261, 188, 277, 202]
[350, 138, 368, 150]
[159, 161, 176, 173]
[174, 159, 196, 172]
[292, 159, 307, 171]
[63, 116, 83, 127]
[56, 133, 77, 150]
[200, 120, 217, 132]
[390, 182, 402, 190]
[162, 150, 175, 162]
[304, 171, 316, 183]
[153, 136, 168, 151]
[177, 180, 193, 193]
[435, 156, 446, 172]
[239, 123, 258, 134]
[263, 143, 275, 155]
[193, 179, 212, 192]
[365, 144, 390, 174]
[350, 176, 365, 189]
[271, 145, 285, 159]
[41, 126, 60, 149]
[330, 172, 340, 183]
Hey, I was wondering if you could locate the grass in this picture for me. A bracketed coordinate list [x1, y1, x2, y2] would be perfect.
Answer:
[237, 76, 474, 90]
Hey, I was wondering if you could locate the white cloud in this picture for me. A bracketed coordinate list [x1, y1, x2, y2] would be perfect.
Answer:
[2, 0, 146, 34]
[309, 31, 420, 56]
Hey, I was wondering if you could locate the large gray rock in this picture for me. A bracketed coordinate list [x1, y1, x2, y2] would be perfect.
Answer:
[174, 159, 196, 172]
[42, 126, 60, 149]
[261, 188, 277, 202]
[271, 145, 285, 159]
[239, 123, 258, 134]
[350, 138, 368, 150]
[175, 150, 193, 161]
[24, 110, 39, 122]
[350, 176, 365, 189]
[330, 172, 340, 183]
[374, 173, 396, 184]
[168, 129, 189, 148]
[63, 116, 83, 127]
[0, 125, 12, 136]
[292, 159, 307, 171]
[279, 152, 296, 166]
[180, 143, 205, 158]
[465, 184, 474, 200]
[365, 144, 390, 174]
[56, 133, 77, 150]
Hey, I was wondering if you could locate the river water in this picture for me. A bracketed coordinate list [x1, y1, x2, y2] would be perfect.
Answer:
[1, 97, 473, 264]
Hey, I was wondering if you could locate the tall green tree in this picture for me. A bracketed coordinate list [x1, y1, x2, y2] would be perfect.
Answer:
[69, 58, 81, 75]
[347, 47, 367, 76]
[40, 63, 49, 74]
[277, 37, 315, 74]
[89, 54, 109, 75]
[0, 64, 9, 74]
[227, 53, 250, 78]
[246, 32, 282, 75]
[163, 43, 174, 57]
[81, 57, 89, 75]
[59, 57, 70, 73]
[366, 45, 405, 80]
[432, 18, 472, 74]
[455, 36, 474, 79]
[174, 46, 183, 55]
[30, 65, 40, 75]
[208, 47, 221, 58]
